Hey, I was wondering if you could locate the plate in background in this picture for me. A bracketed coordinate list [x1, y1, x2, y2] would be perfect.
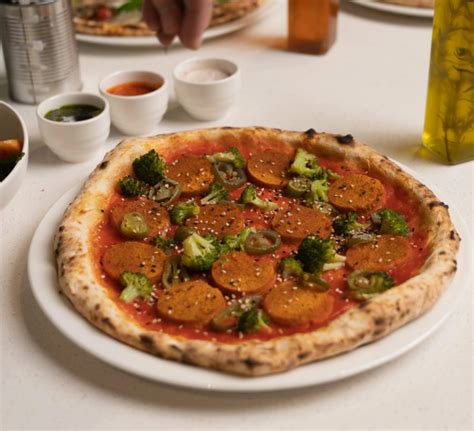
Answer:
[76, 0, 278, 47]
[350, 0, 433, 18]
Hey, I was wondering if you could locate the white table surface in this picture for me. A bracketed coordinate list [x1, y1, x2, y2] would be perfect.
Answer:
[1, 1, 472, 429]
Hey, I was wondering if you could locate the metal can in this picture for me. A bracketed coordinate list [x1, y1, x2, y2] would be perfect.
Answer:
[0, 0, 82, 104]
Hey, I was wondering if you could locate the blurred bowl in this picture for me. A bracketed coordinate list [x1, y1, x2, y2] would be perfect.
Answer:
[174, 58, 240, 121]
[99, 70, 168, 136]
[36, 92, 110, 163]
[0, 101, 29, 209]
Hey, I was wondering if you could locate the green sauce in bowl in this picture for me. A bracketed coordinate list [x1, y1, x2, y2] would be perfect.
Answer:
[45, 104, 103, 123]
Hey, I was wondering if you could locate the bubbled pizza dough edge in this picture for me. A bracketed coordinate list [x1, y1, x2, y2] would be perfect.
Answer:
[55, 127, 459, 377]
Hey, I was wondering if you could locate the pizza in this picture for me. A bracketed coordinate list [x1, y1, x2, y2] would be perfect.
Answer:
[72, 0, 266, 37]
[55, 127, 459, 376]
[377, 0, 434, 8]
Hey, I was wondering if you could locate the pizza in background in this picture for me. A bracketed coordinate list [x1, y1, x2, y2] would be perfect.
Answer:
[377, 0, 434, 8]
[72, 0, 266, 37]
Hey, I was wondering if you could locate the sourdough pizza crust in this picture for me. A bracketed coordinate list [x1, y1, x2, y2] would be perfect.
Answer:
[55, 127, 459, 376]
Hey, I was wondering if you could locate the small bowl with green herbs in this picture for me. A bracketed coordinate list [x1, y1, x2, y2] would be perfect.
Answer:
[0, 101, 28, 209]
[37, 92, 110, 163]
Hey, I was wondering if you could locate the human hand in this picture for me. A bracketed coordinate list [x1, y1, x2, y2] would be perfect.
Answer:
[142, 0, 213, 49]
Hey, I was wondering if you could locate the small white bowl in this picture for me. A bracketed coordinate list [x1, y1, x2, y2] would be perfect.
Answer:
[99, 70, 168, 136]
[174, 58, 240, 121]
[36, 92, 110, 163]
[0, 102, 29, 209]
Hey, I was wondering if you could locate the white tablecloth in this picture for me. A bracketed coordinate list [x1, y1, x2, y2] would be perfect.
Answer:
[1, 1, 472, 429]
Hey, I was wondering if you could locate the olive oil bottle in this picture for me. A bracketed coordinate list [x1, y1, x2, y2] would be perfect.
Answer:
[422, 0, 474, 164]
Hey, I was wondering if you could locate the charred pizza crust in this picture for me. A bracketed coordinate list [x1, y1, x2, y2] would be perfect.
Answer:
[55, 127, 459, 376]
[73, 0, 266, 37]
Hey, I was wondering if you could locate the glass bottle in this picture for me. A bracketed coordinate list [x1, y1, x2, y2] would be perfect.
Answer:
[288, 0, 339, 55]
[422, 0, 474, 164]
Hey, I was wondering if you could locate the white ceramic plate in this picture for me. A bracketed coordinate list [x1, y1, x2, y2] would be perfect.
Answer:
[350, 0, 433, 18]
[76, 0, 278, 47]
[28, 164, 471, 392]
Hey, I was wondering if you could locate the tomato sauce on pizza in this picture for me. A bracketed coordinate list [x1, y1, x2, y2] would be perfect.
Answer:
[90, 138, 430, 344]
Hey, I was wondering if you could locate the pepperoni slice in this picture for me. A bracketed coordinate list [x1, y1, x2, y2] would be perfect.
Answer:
[263, 281, 334, 326]
[156, 280, 226, 326]
[247, 151, 292, 188]
[110, 197, 170, 239]
[166, 156, 214, 197]
[211, 251, 275, 294]
[346, 235, 412, 271]
[184, 203, 245, 239]
[328, 174, 385, 212]
[271, 204, 332, 242]
[102, 241, 166, 282]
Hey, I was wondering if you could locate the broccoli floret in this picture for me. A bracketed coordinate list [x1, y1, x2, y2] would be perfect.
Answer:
[239, 185, 278, 212]
[297, 235, 346, 274]
[222, 227, 256, 253]
[279, 257, 304, 278]
[173, 226, 195, 243]
[279, 257, 331, 290]
[333, 212, 370, 235]
[211, 294, 262, 332]
[119, 271, 153, 303]
[372, 209, 409, 236]
[300, 272, 330, 291]
[200, 183, 229, 205]
[289, 148, 340, 181]
[347, 270, 394, 301]
[117, 176, 148, 197]
[206, 147, 245, 168]
[305, 178, 329, 204]
[132, 150, 166, 185]
[237, 308, 270, 333]
[154, 235, 176, 251]
[289, 148, 320, 178]
[318, 167, 340, 181]
[181, 233, 220, 272]
[169, 202, 200, 225]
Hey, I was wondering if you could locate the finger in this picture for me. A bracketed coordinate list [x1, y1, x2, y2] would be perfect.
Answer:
[180, 0, 213, 50]
[151, 0, 183, 37]
[157, 32, 176, 46]
[142, 0, 160, 32]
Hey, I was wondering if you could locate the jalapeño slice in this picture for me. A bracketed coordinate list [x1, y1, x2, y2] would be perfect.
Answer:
[212, 161, 247, 189]
[162, 256, 190, 289]
[285, 177, 312, 198]
[148, 178, 181, 206]
[120, 212, 149, 239]
[346, 270, 394, 301]
[244, 230, 281, 255]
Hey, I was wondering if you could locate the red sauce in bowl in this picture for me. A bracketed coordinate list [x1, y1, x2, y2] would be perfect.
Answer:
[107, 81, 161, 96]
